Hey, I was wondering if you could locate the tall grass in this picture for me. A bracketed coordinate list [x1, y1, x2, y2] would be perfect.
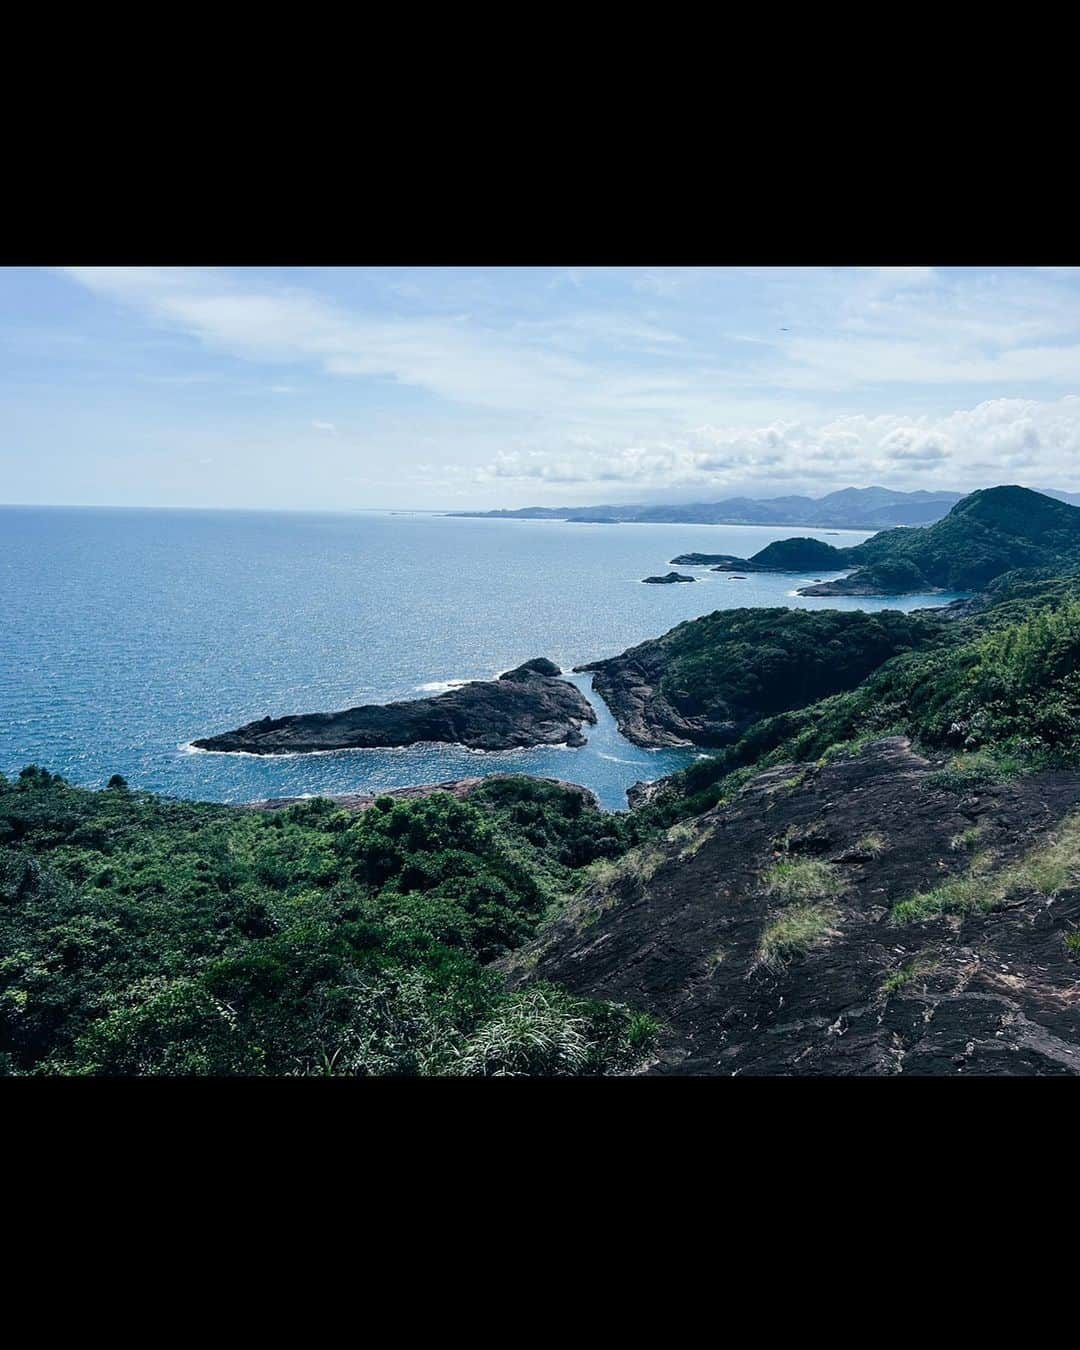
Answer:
[756, 904, 838, 971]
[761, 857, 848, 901]
[895, 812, 1080, 924]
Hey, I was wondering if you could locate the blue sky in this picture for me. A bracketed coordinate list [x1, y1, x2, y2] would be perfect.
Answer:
[4, 265, 1080, 509]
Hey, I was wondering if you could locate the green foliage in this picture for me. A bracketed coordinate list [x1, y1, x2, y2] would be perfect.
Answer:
[0, 771, 653, 1076]
[893, 876, 991, 925]
[647, 581, 1080, 826]
[926, 751, 1022, 793]
[761, 857, 848, 901]
[451, 986, 658, 1077]
[839, 486, 1080, 591]
[880, 954, 939, 996]
[756, 905, 838, 971]
[749, 537, 848, 570]
[657, 607, 941, 736]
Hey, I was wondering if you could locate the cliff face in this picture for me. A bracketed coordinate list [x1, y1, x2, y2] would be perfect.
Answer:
[193, 660, 597, 754]
[506, 739, 1080, 1075]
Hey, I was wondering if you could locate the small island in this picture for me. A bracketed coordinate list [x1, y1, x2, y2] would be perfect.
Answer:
[669, 553, 739, 566]
[711, 538, 849, 573]
[642, 572, 695, 585]
[193, 658, 597, 754]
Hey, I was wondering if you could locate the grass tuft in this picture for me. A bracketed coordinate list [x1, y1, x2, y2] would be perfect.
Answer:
[927, 750, 1023, 794]
[761, 857, 848, 901]
[880, 954, 940, 996]
[950, 826, 984, 852]
[895, 811, 1080, 924]
[756, 904, 837, 971]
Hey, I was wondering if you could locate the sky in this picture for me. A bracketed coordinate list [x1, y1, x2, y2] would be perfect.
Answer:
[3, 265, 1080, 510]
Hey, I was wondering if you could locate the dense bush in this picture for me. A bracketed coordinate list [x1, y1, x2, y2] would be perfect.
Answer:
[656, 607, 942, 729]
[0, 772, 656, 1076]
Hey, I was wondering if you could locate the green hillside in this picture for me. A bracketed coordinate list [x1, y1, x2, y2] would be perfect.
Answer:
[738, 486, 1080, 594]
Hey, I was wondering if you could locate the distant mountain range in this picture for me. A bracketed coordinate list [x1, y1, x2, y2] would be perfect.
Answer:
[450, 486, 1080, 531]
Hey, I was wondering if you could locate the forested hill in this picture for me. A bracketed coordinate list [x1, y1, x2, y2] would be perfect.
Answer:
[717, 486, 1080, 595]
[842, 485, 1080, 591]
[576, 609, 945, 748]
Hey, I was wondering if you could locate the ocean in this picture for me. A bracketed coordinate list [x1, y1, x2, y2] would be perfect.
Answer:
[0, 507, 968, 809]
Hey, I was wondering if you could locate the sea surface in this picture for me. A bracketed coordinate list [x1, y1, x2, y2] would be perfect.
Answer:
[0, 508, 969, 809]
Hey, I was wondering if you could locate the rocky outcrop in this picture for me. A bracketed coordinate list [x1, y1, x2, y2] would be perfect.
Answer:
[576, 644, 705, 748]
[796, 575, 911, 596]
[506, 738, 1080, 1075]
[642, 572, 695, 585]
[194, 660, 597, 754]
[670, 553, 743, 567]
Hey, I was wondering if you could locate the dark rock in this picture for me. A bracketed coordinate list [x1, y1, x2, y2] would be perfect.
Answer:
[506, 738, 1080, 1075]
[642, 572, 695, 585]
[670, 553, 744, 567]
[194, 659, 596, 754]
[499, 657, 561, 680]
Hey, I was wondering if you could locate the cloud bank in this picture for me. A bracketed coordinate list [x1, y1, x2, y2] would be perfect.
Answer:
[41, 265, 1080, 507]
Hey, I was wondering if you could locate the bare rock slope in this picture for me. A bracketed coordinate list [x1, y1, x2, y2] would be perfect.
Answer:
[507, 738, 1080, 1075]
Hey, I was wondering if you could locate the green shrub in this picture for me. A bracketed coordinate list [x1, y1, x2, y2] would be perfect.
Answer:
[0, 771, 656, 1077]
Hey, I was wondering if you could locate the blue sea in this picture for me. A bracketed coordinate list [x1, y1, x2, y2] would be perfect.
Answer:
[0, 508, 968, 809]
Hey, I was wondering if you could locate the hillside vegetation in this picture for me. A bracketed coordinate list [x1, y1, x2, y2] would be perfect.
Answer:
[579, 608, 946, 748]
[735, 486, 1080, 594]
[647, 573, 1080, 822]
[6, 487, 1080, 1076]
[0, 773, 654, 1076]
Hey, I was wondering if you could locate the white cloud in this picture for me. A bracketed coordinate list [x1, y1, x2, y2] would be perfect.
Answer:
[60, 267, 594, 415]
[311, 420, 337, 433]
[473, 396, 1080, 497]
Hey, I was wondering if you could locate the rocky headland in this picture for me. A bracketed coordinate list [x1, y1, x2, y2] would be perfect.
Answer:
[575, 608, 944, 749]
[193, 659, 597, 754]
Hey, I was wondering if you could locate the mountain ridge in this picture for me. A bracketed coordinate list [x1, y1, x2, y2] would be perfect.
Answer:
[448, 485, 1080, 531]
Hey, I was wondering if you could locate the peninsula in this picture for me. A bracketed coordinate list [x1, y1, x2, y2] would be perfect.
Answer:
[193, 659, 597, 754]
